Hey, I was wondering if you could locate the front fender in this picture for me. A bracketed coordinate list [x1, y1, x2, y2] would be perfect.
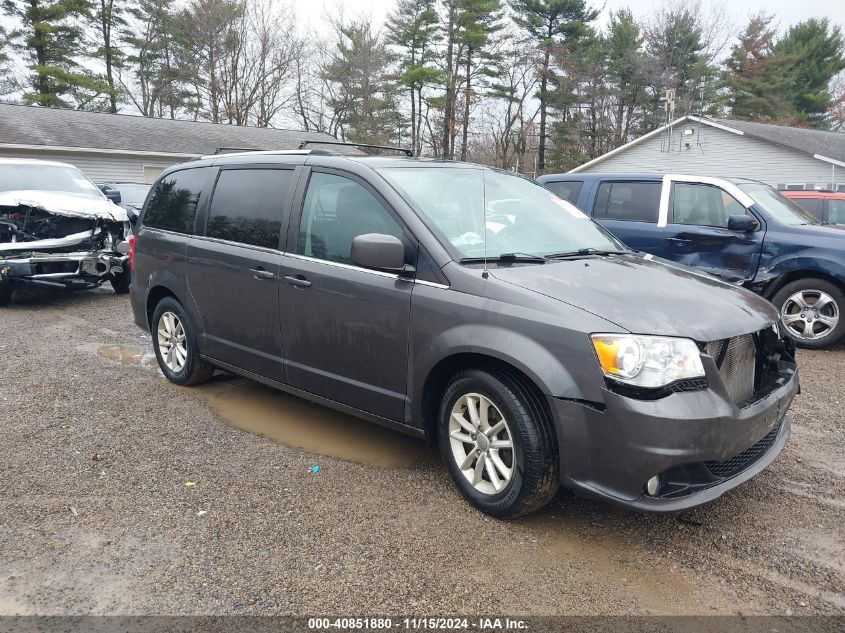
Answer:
[424, 323, 579, 397]
[756, 254, 845, 294]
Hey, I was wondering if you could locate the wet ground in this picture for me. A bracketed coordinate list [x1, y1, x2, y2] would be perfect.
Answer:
[0, 289, 842, 616]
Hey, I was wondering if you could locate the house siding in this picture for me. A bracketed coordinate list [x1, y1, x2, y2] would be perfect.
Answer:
[578, 123, 840, 189]
[0, 147, 187, 183]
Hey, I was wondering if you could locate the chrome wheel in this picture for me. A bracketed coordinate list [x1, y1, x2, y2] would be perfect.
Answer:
[781, 289, 840, 341]
[449, 393, 514, 495]
[157, 311, 188, 372]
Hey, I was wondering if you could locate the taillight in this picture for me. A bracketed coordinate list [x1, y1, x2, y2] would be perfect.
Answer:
[128, 235, 136, 270]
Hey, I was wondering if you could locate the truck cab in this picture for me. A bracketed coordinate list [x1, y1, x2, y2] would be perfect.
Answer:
[538, 173, 845, 348]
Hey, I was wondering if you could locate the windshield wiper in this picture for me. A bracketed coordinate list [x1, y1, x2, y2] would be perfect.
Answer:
[544, 248, 628, 259]
[459, 252, 546, 264]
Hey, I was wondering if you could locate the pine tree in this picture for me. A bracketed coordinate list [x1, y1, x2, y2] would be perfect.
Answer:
[385, 0, 441, 155]
[323, 19, 398, 147]
[3, 0, 110, 108]
[605, 9, 647, 144]
[774, 18, 845, 127]
[456, 0, 504, 160]
[93, 0, 128, 112]
[643, 6, 712, 122]
[509, 0, 598, 172]
[0, 25, 17, 97]
[122, 0, 193, 118]
[723, 14, 795, 122]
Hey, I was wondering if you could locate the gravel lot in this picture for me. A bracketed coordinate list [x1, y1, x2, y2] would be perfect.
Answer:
[0, 289, 842, 616]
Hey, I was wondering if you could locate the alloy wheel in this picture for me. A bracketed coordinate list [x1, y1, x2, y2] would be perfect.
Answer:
[449, 393, 515, 495]
[157, 311, 188, 372]
[781, 289, 840, 341]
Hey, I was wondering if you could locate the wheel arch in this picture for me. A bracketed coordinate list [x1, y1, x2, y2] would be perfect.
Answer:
[145, 285, 178, 329]
[419, 352, 556, 444]
[762, 268, 845, 301]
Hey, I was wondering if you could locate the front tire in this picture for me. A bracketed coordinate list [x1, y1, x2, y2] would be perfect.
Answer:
[151, 297, 214, 385]
[438, 368, 559, 518]
[772, 278, 844, 349]
[110, 269, 131, 294]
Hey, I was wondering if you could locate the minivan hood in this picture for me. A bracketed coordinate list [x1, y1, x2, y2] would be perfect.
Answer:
[491, 254, 777, 342]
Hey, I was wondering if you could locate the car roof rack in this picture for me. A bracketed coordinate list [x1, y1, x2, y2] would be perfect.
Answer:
[214, 147, 261, 154]
[298, 139, 413, 157]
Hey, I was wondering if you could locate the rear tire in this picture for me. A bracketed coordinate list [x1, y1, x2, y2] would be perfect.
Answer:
[151, 297, 214, 385]
[0, 281, 11, 306]
[772, 278, 845, 349]
[438, 367, 559, 518]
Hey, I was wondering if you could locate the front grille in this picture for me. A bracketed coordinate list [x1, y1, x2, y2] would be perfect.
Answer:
[704, 421, 782, 478]
[706, 334, 756, 405]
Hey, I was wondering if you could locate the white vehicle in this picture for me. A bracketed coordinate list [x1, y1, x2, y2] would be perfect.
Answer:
[0, 158, 131, 305]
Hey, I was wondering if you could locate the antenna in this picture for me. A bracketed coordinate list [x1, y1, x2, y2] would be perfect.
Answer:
[661, 88, 676, 153]
[481, 168, 489, 279]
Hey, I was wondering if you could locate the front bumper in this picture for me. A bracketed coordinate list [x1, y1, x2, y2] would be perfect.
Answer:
[0, 251, 128, 289]
[550, 358, 798, 512]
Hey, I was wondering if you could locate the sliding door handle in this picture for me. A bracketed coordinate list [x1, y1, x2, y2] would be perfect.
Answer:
[284, 275, 312, 288]
[249, 268, 275, 280]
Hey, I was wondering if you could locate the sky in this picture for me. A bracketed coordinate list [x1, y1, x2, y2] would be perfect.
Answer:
[290, 0, 845, 35]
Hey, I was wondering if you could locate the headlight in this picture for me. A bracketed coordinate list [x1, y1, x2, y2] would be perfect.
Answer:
[591, 334, 705, 388]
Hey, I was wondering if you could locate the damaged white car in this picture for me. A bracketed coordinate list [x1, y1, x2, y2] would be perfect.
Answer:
[0, 158, 132, 306]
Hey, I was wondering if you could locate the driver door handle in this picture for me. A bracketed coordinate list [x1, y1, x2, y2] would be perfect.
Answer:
[284, 275, 312, 288]
[249, 268, 275, 280]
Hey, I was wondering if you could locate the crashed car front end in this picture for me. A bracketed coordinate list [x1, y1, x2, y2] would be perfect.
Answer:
[0, 190, 131, 292]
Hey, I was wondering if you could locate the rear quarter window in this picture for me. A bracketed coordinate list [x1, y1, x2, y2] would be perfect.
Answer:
[142, 167, 210, 234]
[545, 180, 583, 204]
[593, 181, 661, 222]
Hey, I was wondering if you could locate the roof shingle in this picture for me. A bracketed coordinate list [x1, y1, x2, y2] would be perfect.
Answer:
[709, 117, 845, 164]
[0, 103, 347, 156]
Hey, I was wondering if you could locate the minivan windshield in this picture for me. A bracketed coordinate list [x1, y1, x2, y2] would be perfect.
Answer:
[739, 183, 820, 226]
[0, 164, 104, 197]
[380, 167, 626, 259]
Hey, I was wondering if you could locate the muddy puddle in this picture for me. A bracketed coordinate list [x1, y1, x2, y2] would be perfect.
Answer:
[87, 343, 432, 469]
[188, 377, 433, 469]
[96, 344, 158, 368]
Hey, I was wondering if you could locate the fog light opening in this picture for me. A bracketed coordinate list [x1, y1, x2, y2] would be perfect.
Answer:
[646, 476, 661, 497]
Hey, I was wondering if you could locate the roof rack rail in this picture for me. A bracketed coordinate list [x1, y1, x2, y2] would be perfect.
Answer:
[298, 139, 413, 157]
[214, 146, 261, 154]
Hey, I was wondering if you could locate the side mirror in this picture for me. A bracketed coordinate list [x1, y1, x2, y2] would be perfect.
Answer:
[104, 189, 122, 204]
[351, 233, 413, 274]
[727, 215, 758, 232]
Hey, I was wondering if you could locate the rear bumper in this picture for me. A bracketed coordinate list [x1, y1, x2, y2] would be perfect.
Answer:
[550, 361, 798, 512]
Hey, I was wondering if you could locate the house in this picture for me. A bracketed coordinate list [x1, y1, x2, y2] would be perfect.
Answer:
[570, 115, 845, 192]
[0, 103, 344, 184]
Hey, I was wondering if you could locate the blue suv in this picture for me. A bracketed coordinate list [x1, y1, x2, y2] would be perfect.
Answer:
[538, 173, 845, 349]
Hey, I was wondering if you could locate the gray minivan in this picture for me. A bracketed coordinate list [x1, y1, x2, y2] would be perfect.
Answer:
[129, 149, 799, 517]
